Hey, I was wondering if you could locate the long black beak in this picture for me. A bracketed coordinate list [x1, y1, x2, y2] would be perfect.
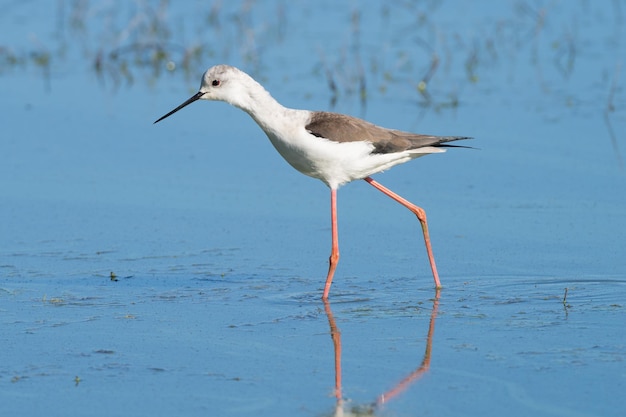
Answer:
[154, 91, 205, 124]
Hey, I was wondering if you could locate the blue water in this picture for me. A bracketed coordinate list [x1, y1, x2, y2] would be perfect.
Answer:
[1, 1, 625, 416]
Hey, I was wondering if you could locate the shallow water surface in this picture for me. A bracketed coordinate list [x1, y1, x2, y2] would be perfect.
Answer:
[1, 1, 625, 416]
[2, 275, 623, 416]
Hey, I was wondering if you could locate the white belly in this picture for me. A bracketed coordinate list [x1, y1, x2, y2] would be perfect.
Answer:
[265, 130, 436, 189]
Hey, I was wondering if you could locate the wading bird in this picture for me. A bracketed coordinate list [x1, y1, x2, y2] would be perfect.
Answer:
[154, 65, 470, 299]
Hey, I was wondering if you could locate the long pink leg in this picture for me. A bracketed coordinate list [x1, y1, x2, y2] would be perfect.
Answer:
[322, 188, 339, 300]
[364, 177, 441, 289]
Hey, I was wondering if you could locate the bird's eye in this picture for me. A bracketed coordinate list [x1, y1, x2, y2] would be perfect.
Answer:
[212, 79, 220, 87]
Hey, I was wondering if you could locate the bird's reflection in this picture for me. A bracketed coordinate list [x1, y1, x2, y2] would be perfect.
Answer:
[322, 290, 440, 416]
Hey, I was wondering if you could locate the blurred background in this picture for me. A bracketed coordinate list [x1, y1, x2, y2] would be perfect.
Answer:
[1, 1, 625, 416]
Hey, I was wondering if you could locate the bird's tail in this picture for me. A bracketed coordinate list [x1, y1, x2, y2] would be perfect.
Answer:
[433, 136, 473, 149]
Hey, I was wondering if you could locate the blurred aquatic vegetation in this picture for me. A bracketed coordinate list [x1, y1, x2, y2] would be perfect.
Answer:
[0, 1, 623, 134]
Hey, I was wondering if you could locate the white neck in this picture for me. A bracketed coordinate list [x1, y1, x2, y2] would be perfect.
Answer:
[227, 76, 298, 138]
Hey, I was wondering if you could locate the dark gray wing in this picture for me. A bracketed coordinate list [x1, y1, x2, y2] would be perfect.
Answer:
[305, 111, 471, 154]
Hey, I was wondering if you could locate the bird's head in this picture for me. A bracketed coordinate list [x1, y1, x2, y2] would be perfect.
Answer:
[154, 64, 251, 124]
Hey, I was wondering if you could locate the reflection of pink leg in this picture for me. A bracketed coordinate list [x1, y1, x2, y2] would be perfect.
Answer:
[364, 177, 441, 289]
[323, 299, 342, 401]
[377, 289, 440, 405]
[322, 188, 339, 300]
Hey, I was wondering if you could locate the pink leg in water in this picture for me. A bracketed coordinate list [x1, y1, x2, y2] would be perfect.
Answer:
[323, 299, 342, 401]
[364, 177, 441, 289]
[322, 188, 339, 300]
